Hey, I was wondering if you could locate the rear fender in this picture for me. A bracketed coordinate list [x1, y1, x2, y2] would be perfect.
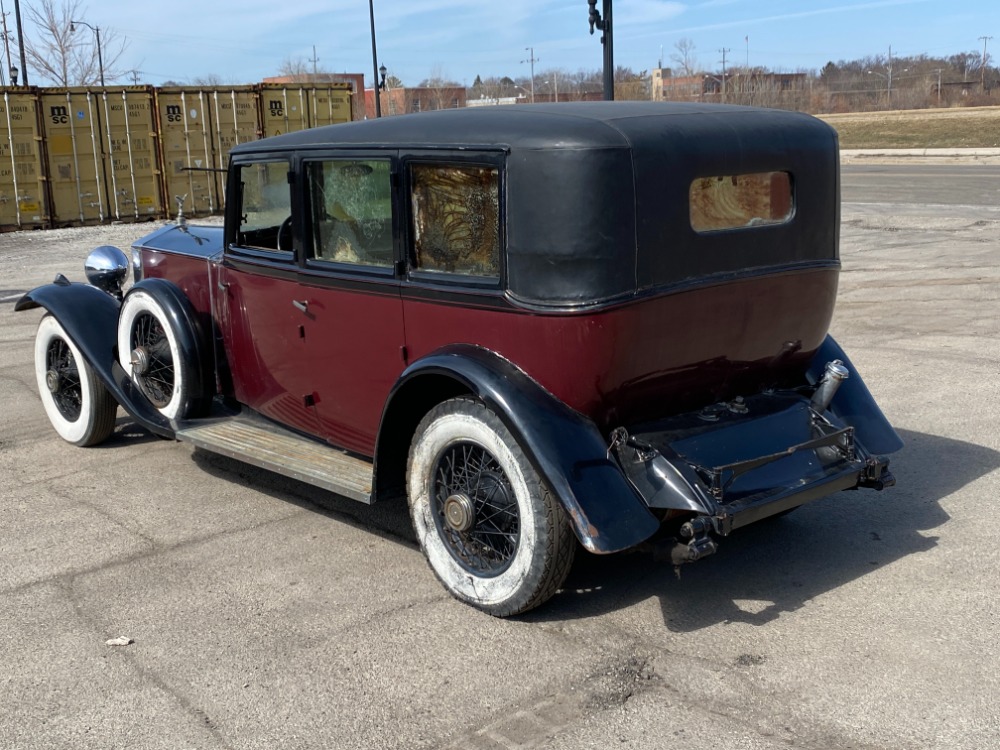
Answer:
[16, 279, 174, 438]
[807, 335, 903, 455]
[378, 345, 660, 554]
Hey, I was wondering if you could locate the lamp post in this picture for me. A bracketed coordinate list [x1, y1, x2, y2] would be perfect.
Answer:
[13, 0, 27, 84]
[586, 0, 614, 100]
[9, 64, 18, 86]
[70, 19, 104, 87]
[378, 63, 387, 115]
[368, 0, 382, 117]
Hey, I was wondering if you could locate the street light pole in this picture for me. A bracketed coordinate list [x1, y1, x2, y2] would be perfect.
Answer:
[71, 19, 104, 86]
[13, 0, 26, 84]
[587, 0, 614, 100]
[368, 0, 381, 117]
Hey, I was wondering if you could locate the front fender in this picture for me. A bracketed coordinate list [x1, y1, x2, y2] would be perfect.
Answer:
[16, 279, 174, 438]
[381, 346, 660, 554]
[807, 335, 903, 456]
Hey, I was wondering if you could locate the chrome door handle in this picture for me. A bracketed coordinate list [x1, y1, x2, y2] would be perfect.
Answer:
[292, 299, 309, 313]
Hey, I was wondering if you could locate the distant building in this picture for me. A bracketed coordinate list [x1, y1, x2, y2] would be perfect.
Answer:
[365, 86, 467, 118]
[652, 68, 807, 102]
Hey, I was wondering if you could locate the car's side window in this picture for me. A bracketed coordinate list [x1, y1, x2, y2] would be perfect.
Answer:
[409, 163, 499, 278]
[307, 159, 393, 267]
[237, 161, 293, 252]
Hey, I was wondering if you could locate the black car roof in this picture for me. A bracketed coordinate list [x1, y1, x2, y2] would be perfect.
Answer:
[232, 101, 827, 154]
[231, 102, 840, 307]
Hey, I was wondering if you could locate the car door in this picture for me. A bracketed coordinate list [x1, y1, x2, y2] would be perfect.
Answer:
[293, 153, 406, 456]
[218, 155, 322, 437]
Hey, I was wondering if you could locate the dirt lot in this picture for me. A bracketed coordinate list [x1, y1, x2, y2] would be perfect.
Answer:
[819, 105, 1000, 148]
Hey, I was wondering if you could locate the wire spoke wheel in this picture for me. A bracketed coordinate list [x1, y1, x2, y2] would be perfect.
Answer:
[45, 336, 83, 422]
[34, 315, 117, 447]
[117, 286, 202, 421]
[129, 311, 175, 408]
[432, 442, 520, 576]
[408, 397, 576, 617]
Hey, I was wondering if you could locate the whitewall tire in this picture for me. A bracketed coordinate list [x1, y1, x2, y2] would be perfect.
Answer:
[407, 398, 576, 616]
[34, 315, 117, 446]
[117, 288, 190, 420]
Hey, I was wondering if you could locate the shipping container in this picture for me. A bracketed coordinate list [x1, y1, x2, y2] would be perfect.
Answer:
[208, 87, 260, 209]
[39, 88, 107, 226]
[96, 87, 163, 222]
[258, 84, 310, 138]
[155, 88, 216, 217]
[0, 88, 48, 230]
[305, 83, 353, 128]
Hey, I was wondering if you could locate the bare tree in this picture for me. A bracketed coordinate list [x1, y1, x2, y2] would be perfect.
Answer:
[25, 0, 128, 85]
[276, 57, 312, 80]
[670, 38, 699, 76]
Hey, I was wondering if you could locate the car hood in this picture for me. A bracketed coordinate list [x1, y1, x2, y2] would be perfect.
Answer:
[132, 223, 225, 259]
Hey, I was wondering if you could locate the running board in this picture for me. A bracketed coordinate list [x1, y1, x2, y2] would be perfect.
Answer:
[175, 418, 374, 503]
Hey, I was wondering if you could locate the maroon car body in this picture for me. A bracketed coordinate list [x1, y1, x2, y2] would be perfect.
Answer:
[18, 103, 901, 616]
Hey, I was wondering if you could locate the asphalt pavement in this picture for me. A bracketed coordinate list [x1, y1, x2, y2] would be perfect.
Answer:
[1, 165, 998, 749]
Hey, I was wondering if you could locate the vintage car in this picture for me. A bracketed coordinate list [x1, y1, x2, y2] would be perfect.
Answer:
[18, 102, 901, 616]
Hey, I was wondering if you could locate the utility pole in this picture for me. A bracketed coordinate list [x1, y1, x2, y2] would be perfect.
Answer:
[1, 3, 13, 83]
[521, 47, 538, 103]
[310, 45, 319, 79]
[720, 47, 731, 101]
[887, 44, 893, 102]
[979, 36, 993, 93]
[933, 67, 943, 106]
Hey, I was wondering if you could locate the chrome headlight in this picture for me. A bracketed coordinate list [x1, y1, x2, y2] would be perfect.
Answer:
[84, 245, 130, 300]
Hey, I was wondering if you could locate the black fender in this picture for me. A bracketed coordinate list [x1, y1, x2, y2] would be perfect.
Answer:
[15, 277, 174, 438]
[376, 345, 660, 554]
[123, 278, 214, 418]
[807, 335, 903, 456]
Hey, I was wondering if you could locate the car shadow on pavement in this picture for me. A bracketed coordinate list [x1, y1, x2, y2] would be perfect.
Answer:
[187, 445, 419, 546]
[535, 429, 998, 629]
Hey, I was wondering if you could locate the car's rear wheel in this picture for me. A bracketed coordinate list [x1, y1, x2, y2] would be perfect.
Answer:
[407, 397, 575, 616]
[33, 315, 117, 446]
[117, 288, 194, 420]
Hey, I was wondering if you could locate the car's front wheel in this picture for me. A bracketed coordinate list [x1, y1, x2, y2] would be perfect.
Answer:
[33, 315, 117, 446]
[407, 397, 576, 616]
[117, 288, 194, 420]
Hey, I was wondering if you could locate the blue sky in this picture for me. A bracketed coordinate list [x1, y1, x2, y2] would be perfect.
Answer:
[21, 1, 1000, 87]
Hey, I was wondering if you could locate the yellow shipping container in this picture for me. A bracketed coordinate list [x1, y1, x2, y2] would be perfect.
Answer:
[258, 84, 309, 138]
[39, 88, 107, 226]
[0, 89, 48, 230]
[306, 83, 353, 129]
[155, 88, 216, 217]
[208, 87, 260, 209]
[96, 88, 163, 221]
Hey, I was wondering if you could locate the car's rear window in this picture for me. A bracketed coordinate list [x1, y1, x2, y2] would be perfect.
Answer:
[689, 171, 793, 233]
[410, 163, 500, 278]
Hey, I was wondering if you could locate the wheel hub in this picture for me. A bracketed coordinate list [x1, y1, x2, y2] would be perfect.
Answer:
[129, 346, 149, 375]
[443, 493, 475, 533]
[45, 369, 61, 393]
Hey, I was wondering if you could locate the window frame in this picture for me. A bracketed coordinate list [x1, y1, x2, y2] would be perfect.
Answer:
[401, 151, 507, 291]
[299, 151, 400, 280]
[225, 153, 297, 265]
